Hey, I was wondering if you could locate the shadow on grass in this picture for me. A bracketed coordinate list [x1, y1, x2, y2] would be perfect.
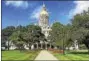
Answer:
[69, 52, 89, 54]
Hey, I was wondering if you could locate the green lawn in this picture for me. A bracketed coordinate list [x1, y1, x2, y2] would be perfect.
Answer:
[52, 50, 89, 60]
[2, 50, 40, 60]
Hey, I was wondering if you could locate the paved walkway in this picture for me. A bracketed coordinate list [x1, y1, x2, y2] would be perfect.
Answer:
[35, 50, 58, 60]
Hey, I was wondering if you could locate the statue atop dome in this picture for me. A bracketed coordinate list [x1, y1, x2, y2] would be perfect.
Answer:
[40, 3, 49, 16]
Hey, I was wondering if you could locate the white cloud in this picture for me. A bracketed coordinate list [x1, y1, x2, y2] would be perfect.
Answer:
[5, 1, 28, 9]
[68, 1, 89, 19]
[30, 5, 42, 20]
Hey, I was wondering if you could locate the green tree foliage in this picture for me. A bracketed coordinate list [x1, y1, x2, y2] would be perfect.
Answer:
[49, 22, 73, 50]
[2, 26, 15, 41]
[7, 24, 45, 50]
[49, 22, 64, 48]
[9, 31, 24, 51]
[63, 24, 73, 48]
[71, 9, 89, 50]
[49, 8, 89, 51]
[23, 25, 46, 49]
[2, 26, 15, 50]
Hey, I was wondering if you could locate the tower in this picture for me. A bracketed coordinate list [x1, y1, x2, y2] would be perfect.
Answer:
[39, 3, 51, 38]
[39, 3, 49, 28]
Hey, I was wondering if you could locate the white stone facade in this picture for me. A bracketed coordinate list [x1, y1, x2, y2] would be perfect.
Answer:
[39, 4, 51, 39]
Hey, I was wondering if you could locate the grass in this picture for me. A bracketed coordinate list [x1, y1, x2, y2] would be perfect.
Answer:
[52, 50, 89, 60]
[2, 50, 40, 60]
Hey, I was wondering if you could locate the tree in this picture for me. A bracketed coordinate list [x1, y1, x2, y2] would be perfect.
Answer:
[63, 24, 73, 50]
[3, 24, 46, 50]
[49, 22, 64, 48]
[23, 31, 34, 49]
[8, 25, 26, 51]
[9, 31, 25, 51]
[71, 9, 89, 51]
[23, 25, 45, 49]
[2, 26, 15, 50]
[15, 25, 26, 32]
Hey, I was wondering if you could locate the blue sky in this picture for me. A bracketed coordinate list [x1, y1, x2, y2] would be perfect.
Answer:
[2, 1, 89, 28]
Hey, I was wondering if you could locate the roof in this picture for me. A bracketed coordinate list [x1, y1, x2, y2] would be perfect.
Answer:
[40, 4, 49, 16]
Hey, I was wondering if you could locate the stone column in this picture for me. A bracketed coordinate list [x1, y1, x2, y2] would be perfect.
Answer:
[46, 43, 47, 50]
[50, 43, 51, 49]
[45, 42, 48, 50]
[74, 40, 79, 50]
[41, 43, 43, 49]
[40, 41, 43, 49]
[36, 42, 38, 49]
[37, 43, 38, 49]
[31, 44, 34, 50]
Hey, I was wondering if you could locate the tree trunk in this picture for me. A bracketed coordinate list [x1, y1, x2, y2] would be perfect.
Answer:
[29, 43, 32, 50]
[18, 44, 22, 52]
[68, 47, 70, 51]
[8, 40, 9, 50]
[19, 47, 21, 52]
[63, 46, 65, 55]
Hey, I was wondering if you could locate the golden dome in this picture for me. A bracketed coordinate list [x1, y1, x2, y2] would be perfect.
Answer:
[40, 4, 49, 16]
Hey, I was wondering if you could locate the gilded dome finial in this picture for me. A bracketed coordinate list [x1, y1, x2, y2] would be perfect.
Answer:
[40, 2, 49, 16]
[43, 2, 45, 8]
[42, 2, 46, 11]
